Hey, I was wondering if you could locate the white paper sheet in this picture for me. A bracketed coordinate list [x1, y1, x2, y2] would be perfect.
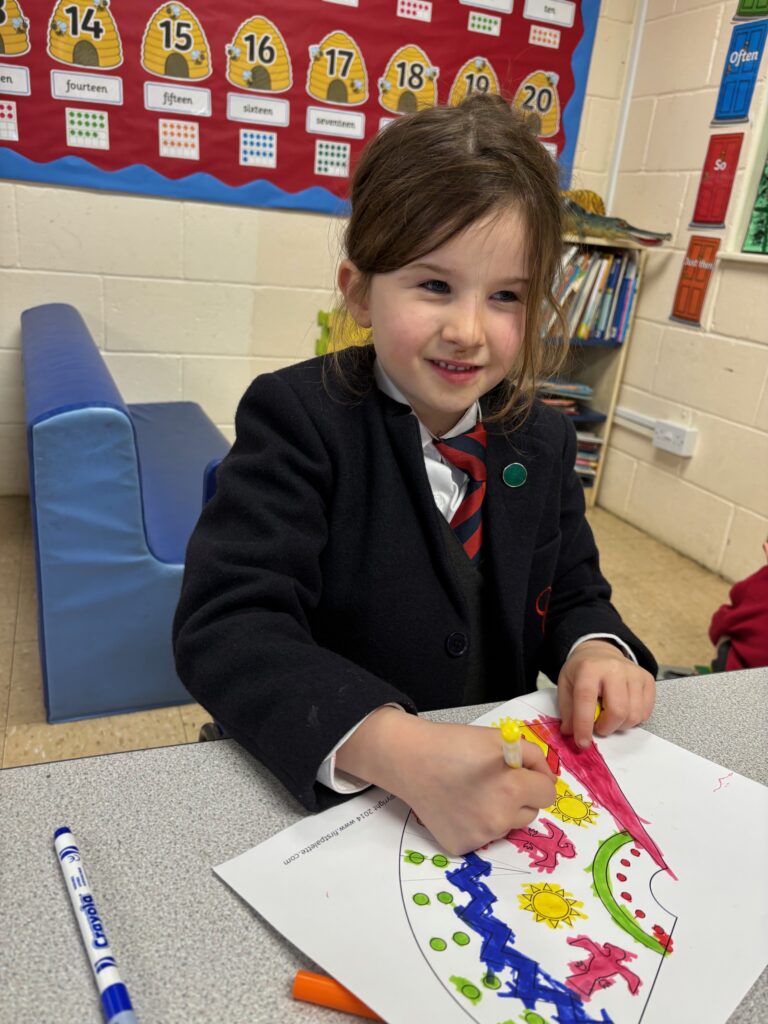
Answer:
[216, 691, 768, 1023]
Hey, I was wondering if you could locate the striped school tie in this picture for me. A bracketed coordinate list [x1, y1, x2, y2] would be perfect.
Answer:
[434, 422, 488, 565]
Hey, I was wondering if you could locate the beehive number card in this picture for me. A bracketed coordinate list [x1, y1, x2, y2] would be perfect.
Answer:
[0, 0, 601, 212]
[216, 689, 768, 1024]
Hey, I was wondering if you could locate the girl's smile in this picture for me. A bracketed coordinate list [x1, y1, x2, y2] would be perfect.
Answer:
[428, 359, 483, 383]
[339, 206, 529, 436]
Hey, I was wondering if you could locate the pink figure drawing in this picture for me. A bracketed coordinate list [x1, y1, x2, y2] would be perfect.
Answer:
[506, 817, 576, 872]
[566, 935, 642, 1000]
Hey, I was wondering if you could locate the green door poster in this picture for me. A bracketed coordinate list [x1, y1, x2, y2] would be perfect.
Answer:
[737, 0, 768, 16]
[742, 157, 768, 254]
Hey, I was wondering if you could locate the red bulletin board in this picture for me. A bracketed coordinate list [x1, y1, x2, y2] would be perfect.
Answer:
[0, 1, 601, 211]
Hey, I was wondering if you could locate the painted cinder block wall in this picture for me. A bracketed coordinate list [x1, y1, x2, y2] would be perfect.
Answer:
[580, 0, 768, 584]
[1, 0, 766, 582]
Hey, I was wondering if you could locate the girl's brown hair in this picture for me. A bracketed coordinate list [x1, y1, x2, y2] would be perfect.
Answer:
[330, 92, 568, 423]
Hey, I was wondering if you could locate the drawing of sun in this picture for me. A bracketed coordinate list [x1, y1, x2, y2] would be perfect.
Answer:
[518, 882, 587, 929]
[547, 779, 598, 828]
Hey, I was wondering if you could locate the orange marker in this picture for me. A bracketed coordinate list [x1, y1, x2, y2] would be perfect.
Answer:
[292, 970, 383, 1021]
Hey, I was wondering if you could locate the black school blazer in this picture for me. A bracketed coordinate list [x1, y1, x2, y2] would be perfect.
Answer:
[173, 349, 656, 810]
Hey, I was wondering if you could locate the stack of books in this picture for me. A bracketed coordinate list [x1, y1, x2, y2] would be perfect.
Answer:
[554, 245, 639, 345]
[575, 431, 605, 487]
[538, 380, 607, 487]
[537, 379, 606, 426]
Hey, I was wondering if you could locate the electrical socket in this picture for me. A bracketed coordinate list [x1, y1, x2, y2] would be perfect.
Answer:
[652, 420, 698, 457]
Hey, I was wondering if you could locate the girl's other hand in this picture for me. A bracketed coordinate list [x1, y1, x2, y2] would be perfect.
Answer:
[557, 639, 656, 749]
[337, 710, 556, 856]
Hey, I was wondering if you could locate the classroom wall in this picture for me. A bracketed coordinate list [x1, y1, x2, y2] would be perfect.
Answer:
[1, 0, 765, 582]
[0, 190, 339, 493]
[584, 0, 768, 584]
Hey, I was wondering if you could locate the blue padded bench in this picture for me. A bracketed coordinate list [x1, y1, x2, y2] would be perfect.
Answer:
[21, 303, 230, 723]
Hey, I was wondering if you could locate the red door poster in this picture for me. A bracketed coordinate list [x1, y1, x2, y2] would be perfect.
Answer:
[671, 236, 720, 326]
[690, 132, 743, 227]
[0, 0, 601, 212]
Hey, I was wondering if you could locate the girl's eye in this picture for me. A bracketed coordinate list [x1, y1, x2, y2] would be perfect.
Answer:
[492, 290, 519, 303]
[420, 279, 450, 294]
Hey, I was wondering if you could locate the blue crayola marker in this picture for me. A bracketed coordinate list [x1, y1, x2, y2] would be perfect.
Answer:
[53, 827, 138, 1024]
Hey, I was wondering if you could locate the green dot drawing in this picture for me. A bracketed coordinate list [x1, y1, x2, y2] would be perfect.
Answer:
[452, 931, 470, 946]
[437, 891, 453, 904]
[429, 937, 447, 951]
[432, 854, 449, 868]
[449, 976, 482, 1005]
[404, 849, 425, 864]
[522, 1013, 547, 1024]
[412, 892, 430, 906]
[482, 972, 501, 990]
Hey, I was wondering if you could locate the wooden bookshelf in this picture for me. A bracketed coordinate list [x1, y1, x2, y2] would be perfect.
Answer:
[555, 235, 648, 508]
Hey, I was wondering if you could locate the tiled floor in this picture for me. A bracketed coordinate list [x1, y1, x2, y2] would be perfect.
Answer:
[0, 495, 732, 770]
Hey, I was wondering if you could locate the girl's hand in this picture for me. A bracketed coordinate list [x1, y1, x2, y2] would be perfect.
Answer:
[337, 709, 556, 856]
[557, 639, 656, 749]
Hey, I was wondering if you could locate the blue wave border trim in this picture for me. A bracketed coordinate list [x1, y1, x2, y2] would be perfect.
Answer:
[560, 0, 602, 189]
[0, 148, 351, 215]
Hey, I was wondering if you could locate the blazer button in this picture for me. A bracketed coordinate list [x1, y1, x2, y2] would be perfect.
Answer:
[445, 632, 468, 657]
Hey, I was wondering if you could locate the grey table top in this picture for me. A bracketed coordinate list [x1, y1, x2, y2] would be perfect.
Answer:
[2, 669, 766, 1024]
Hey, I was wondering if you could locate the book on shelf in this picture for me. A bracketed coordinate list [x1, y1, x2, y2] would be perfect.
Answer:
[538, 378, 606, 426]
[539, 379, 594, 399]
[593, 254, 624, 342]
[568, 256, 603, 339]
[577, 255, 614, 340]
[575, 429, 604, 483]
[618, 270, 639, 344]
[610, 256, 638, 343]
[596, 254, 623, 343]
[551, 245, 640, 345]
[575, 430, 606, 446]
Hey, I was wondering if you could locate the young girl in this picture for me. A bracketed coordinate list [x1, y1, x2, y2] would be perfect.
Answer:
[173, 95, 657, 856]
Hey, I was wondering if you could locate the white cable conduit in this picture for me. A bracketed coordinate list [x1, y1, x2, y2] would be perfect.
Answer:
[614, 405, 656, 434]
[604, 0, 649, 214]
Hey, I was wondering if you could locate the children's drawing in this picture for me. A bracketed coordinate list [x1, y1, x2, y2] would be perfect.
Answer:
[215, 689, 768, 1024]
[399, 712, 677, 1023]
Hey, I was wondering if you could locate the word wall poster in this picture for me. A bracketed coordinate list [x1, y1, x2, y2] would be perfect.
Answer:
[0, 0, 601, 212]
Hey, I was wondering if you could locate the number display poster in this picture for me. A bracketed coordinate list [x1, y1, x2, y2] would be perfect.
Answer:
[0, 0, 601, 213]
[216, 690, 768, 1024]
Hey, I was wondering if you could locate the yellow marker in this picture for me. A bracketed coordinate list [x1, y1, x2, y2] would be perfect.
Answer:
[594, 701, 602, 723]
[499, 718, 523, 768]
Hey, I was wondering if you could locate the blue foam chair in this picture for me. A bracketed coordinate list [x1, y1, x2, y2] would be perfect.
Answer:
[22, 304, 231, 723]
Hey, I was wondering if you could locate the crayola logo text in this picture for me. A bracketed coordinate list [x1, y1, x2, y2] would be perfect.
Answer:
[79, 893, 109, 948]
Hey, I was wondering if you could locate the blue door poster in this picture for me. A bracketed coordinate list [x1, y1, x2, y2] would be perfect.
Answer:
[714, 20, 767, 122]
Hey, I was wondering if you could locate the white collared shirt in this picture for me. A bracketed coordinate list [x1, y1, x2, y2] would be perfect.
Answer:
[374, 359, 480, 522]
[317, 359, 635, 794]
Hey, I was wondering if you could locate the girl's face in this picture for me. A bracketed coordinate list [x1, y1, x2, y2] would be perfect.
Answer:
[340, 207, 529, 436]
